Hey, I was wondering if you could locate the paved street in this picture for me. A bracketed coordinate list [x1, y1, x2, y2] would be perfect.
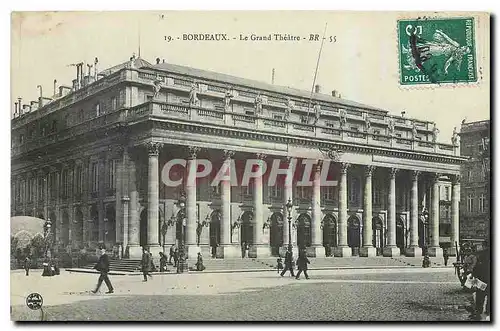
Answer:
[11, 267, 471, 321]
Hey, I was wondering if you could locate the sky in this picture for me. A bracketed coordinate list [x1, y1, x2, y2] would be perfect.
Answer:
[11, 11, 490, 143]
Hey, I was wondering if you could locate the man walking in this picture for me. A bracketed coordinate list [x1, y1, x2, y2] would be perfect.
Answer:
[92, 248, 114, 294]
[472, 242, 490, 321]
[295, 249, 310, 280]
[141, 247, 152, 282]
[443, 249, 449, 266]
[280, 246, 295, 277]
[24, 256, 31, 276]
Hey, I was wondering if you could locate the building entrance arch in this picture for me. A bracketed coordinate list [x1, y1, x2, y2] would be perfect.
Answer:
[372, 216, 384, 256]
[269, 212, 284, 256]
[296, 213, 311, 249]
[322, 214, 337, 256]
[347, 215, 361, 256]
[240, 211, 254, 245]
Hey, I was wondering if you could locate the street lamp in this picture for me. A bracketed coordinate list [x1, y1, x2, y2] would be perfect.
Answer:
[42, 219, 53, 276]
[177, 191, 188, 273]
[285, 198, 294, 251]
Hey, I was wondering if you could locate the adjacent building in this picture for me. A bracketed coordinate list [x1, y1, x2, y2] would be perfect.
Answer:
[11, 55, 466, 259]
[459, 120, 490, 245]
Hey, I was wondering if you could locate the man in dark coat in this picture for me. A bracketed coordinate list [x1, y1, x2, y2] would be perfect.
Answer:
[92, 249, 114, 294]
[443, 249, 449, 266]
[159, 252, 168, 272]
[472, 245, 490, 320]
[24, 256, 31, 276]
[280, 246, 295, 277]
[169, 244, 176, 264]
[141, 248, 152, 282]
[295, 249, 310, 280]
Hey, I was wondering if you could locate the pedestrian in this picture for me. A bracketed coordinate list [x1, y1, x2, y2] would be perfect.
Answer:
[280, 246, 295, 277]
[241, 241, 246, 258]
[443, 249, 449, 266]
[159, 252, 168, 272]
[149, 252, 156, 272]
[422, 254, 431, 268]
[295, 249, 310, 280]
[195, 252, 206, 271]
[169, 244, 175, 264]
[141, 247, 152, 282]
[245, 243, 250, 258]
[91, 248, 114, 294]
[173, 248, 179, 267]
[276, 257, 283, 274]
[23, 256, 31, 276]
[471, 242, 490, 321]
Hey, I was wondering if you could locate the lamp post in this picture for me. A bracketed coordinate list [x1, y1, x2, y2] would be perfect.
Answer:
[42, 219, 53, 276]
[285, 198, 294, 251]
[177, 192, 188, 273]
[161, 219, 168, 255]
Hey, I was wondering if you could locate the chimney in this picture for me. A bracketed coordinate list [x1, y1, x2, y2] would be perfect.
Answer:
[75, 64, 80, 90]
[18, 98, 22, 110]
[37, 85, 43, 107]
[156, 57, 160, 64]
[271, 68, 275, 85]
[14, 102, 18, 116]
[83, 75, 89, 87]
[162, 59, 165, 63]
[79, 63, 85, 87]
[94, 57, 99, 81]
[314, 85, 321, 93]
[30, 100, 39, 111]
[23, 104, 31, 113]
[331, 90, 338, 98]
[53, 79, 57, 96]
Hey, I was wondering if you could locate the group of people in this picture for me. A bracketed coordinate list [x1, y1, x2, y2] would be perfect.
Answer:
[277, 246, 311, 280]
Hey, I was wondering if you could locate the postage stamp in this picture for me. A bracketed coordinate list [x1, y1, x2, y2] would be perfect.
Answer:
[398, 17, 477, 85]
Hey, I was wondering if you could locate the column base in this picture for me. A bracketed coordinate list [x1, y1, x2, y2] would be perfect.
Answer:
[427, 246, 443, 258]
[147, 245, 163, 257]
[383, 246, 401, 257]
[216, 245, 241, 258]
[311, 245, 326, 258]
[252, 245, 271, 258]
[405, 246, 423, 257]
[359, 246, 377, 257]
[127, 245, 143, 259]
[334, 246, 352, 257]
[186, 245, 201, 260]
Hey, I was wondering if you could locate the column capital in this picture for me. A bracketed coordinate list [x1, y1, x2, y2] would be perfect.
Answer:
[255, 153, 267, 160]
[147, 142, 163, 156]
[411, 170, 420, 181]
[340, 162, 350, 174]
[223, 149, 235, 160]
[187, 146, 201, 159]
[451, 174, 461, 184]
[314, 160, 323, 172]
[388, 168, 399, 179]
[364, 165, 375, 177]
[430, 172, 441, 183]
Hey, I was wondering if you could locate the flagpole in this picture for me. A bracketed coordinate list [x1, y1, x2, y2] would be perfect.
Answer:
[306, 23, 328, 122]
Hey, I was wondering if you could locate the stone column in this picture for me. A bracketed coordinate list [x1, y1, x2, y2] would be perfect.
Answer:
[253, 153, 269, 257]
[449, 175, 460, 256]
[146, 142, 162, 255]
[220, 150, 238, 257]
[186, 146, 201, 259]
[120, 148, 130, 252]
[406, 170, 422, 257]
[311, 161, 325, 257]
[334, 163, 351, 257]
[428, 173, 443, 257]
[360, 166, 376, 257]
[127, 151, 141, 258]
[282, 157, 297, 257]
[384, 168, 400, 256]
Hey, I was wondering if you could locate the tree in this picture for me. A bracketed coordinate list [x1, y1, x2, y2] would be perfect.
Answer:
[30, 234, 46, 258]
[11, 236, 18, 257]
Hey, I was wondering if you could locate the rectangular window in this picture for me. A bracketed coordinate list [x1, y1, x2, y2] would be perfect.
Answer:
[111, 97, 117, 111]
[91, 162, 99, 193]
[108, 160, 117, 189]
[245, 110, 255, 116]
[479, 194, 485, 213]
[76, 166, 83, 194]
[373, 184, 382, 205]
[322, 186, 336, 201]
[348, 177, 359, 205]
[467, 193, 474, 212]
[95, 103, 101, 117]
[273, 114, 283, 121]
[212, 182, 222, 196]
[269, 185, 283, 199]
[296, 186, 310, 200]
[300, 116, 308, 124]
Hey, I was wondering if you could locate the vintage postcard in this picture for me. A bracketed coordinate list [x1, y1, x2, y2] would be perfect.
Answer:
[10, 11, 490, 322]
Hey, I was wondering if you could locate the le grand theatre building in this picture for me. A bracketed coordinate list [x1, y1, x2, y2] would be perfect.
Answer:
[11, 56, 464, 259]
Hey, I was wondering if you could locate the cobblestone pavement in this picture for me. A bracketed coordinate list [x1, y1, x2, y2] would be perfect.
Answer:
[11, 268, 472, 321]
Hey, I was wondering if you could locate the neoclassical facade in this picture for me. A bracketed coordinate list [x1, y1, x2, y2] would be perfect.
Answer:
[11, 56, 465, 259]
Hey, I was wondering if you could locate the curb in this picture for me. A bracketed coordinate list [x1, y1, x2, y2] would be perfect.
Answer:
[65, 264, 451, 276]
